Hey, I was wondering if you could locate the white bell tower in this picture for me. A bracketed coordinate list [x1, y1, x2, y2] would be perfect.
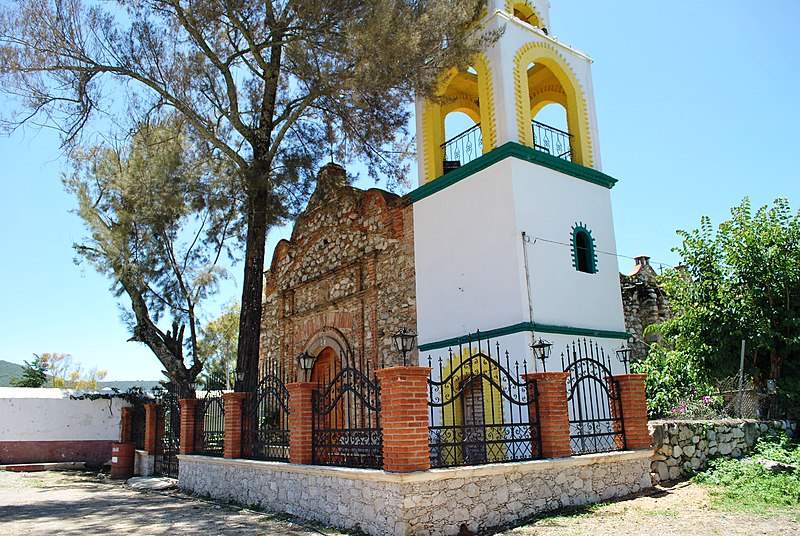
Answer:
[410, 0, 629, 372]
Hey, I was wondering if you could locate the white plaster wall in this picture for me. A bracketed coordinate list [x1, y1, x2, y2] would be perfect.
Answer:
[413, 159, 530, 346]
[511, 159, 627, 333]
[0, 388, 129, 441]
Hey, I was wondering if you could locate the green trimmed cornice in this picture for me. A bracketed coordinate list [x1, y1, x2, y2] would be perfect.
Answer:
[418, 321, 631, 352]
[407, 142, 619, 204]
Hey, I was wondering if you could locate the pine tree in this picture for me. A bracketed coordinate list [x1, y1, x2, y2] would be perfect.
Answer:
[11, 355, 48, 388]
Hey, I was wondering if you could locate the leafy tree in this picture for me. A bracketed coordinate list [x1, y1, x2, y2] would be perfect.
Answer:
[0, 0, 493, 390]
[11, 355, 48, 387]
[644, 198, 800, 410]
[198, 302, 240, 390]
[65, 120, 237, 397]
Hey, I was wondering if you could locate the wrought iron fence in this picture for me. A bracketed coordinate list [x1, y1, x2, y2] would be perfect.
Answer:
[196, 391, 224, 457]
[427, 334, 541, 468]
[441, 123, 483, 172]
[532, 120, 573, 161]
[153, 384, 180, 478]
[244, 360, 290, 462]
[312, 359, 383, 469]
[562, 339, 624, 455]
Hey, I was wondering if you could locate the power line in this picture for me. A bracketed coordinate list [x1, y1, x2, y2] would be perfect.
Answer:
[524, 235, 676, 272]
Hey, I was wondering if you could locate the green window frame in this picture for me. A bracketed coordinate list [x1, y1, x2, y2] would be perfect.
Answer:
[571, 224, 598, 274]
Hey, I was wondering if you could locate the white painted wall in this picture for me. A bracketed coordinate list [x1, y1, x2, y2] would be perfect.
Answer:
[0, 388, 129, 442]
[413, 159, 530, 346]
[511, 158, 627, 333]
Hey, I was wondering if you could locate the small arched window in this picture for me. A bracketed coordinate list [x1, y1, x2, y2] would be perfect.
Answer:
[571, 224, 597, 274]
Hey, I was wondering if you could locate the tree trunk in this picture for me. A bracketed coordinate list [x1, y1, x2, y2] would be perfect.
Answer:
[235, 186, 270, 392]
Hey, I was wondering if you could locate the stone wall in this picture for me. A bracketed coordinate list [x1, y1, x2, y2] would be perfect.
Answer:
[620, 256, 670, 359]
[649, 419, 796, 484]
[179, 451, 652, 536]
[260, 163, 417, 378]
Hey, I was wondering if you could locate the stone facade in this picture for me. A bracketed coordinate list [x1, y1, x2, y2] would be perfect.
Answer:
[178, 450, 652, 536]
[620, 256, 670, 359]
[649, 419, 797, 484]
[259, 163, 417, 378]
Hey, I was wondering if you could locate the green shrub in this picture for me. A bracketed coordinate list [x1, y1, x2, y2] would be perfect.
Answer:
[633, 346, 717, 418]
[693, 435, 800, 511]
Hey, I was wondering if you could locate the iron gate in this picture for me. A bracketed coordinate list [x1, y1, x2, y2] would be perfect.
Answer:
[196, 391, 224, 457]
[427, 336, 542, 468]
[245, 361, 290, 462]
[153, 384, 180, 478]
[562, 339, 624, 455]
[312, 365, 382, 469]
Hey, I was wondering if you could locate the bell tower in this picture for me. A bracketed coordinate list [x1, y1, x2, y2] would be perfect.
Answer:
[411, 0, 629, 372]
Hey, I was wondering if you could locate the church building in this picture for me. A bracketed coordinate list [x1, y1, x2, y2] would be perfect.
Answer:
[260, 0, 630, 380]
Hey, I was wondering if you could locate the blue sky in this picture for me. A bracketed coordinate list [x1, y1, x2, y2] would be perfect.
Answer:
[1, 0, 798, 379]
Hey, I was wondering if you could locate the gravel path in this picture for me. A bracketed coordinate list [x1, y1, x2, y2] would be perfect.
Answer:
[0, 471, 344, 535]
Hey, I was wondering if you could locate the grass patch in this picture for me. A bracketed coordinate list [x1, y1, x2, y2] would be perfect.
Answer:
[692, 433, 800, 515]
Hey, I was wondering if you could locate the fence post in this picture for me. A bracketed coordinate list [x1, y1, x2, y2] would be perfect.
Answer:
[287, 382, 315, 465]
[222, 392, 247, 459]
[178, 399, 199, 455]
[376, 366, 431, 473]
[120, 407, 133, 443]
[143, 403, 158, 453]
[609, 374, 650, 450]
[524, 372, 571, 459]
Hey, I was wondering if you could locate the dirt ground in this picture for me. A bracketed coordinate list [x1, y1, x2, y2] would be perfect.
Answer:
[1, 471, 798, 535]
[500, 480, 800, 536]
[0, 470, 344, 535]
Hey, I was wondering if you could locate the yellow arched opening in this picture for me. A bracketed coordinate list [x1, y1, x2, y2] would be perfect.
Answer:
[439, 351, 505, 466]
[514, 42, 595, 168]
[420, 54, 497, 183]
[510, 2, 542, 27]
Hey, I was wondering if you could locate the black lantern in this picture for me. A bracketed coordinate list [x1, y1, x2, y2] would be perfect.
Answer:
[530, 338, 553, 371]
[392, 328, 418, 367]
[616, 345, 633, 374]
[297, 351, 315, 381]
[235, 369, 246, 383]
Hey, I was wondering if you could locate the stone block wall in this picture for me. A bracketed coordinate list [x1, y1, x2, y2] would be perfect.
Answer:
[260, 163, 417, 379]
[649, 419, 796, 484]
[179, 450, 652, 536]
[620, 256, 670, 359]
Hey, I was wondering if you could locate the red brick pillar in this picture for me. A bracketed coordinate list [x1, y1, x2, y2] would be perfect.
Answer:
[287, 383, 315, 465]
[143, 403, 158, 453]
[609, 374, 650, 450]
[120, 407, 133, 443]
[524, 372, 572, 459]
[376, 366, 431, 473]
[179, 399, 199, 455]
[223, 392, 247, 459]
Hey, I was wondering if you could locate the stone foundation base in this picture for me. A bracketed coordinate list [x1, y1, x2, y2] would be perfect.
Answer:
[179, 450, 652, 536]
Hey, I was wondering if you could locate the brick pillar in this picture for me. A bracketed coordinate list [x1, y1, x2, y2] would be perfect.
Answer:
[376, 366, 431, 473]
[609, 374, 650, 450]
[143, 403, 158, 453]
[223, 392, 248, 459]
[179, 399, 199, 455]
[524, 372, 572, 459]
[287, 382, 315, 465]
[120, 407, 133, 443]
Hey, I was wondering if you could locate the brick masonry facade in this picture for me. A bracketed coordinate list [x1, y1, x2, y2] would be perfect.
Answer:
[260, 163, 417, 377]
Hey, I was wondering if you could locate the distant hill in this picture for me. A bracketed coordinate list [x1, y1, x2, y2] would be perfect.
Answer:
[97, 380, 162, 392]
[0, 360, 25, 387]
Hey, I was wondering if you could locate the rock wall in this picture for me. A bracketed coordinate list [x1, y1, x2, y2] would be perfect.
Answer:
[179, 451, 652, 536]
[260, 163, 417, 378]
[649, 419, 796, 484]
[620, 256, 670, 359]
